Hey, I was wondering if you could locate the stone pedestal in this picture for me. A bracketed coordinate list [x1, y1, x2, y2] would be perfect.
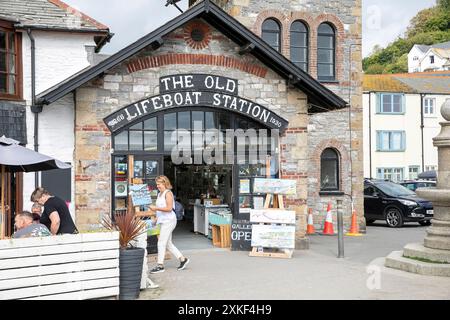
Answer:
[385, 99, 450, 276]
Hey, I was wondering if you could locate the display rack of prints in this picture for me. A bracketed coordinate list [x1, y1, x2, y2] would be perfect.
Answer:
[253, 178, 297, 195]
[249, 193, 296, 259]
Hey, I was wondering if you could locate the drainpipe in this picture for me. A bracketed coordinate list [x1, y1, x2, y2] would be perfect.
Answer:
[420, 94, 425, 172]
[27, 29, 41, 188]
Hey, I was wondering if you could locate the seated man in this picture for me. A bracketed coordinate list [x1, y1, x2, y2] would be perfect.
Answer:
[13, 211, 52, 238]
[31, 203, 42, 224]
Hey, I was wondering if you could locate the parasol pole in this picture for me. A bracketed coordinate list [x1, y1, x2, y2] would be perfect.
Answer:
[1, 165, 5, 239]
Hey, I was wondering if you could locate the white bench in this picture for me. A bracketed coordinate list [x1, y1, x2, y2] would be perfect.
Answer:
[0, 232, 120, 300]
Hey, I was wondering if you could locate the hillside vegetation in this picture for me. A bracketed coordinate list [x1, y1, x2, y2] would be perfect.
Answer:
[363, 0, 450, 74]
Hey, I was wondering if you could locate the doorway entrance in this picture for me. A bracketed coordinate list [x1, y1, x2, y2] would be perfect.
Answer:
[110, 107, 279, 248]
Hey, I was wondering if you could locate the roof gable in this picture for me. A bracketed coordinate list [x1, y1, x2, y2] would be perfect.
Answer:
[0, 0, 109, 32]
[37, 0, 347, 112]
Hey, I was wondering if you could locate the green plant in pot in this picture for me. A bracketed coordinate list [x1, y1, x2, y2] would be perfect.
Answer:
[102, 212, 147, 300]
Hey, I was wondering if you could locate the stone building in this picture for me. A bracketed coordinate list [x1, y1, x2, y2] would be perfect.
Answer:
[190, 0, 364, 233]
[36, 0, 363, 247]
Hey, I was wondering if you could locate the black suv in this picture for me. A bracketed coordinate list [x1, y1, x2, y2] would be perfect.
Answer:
[364, 179, 433, 227]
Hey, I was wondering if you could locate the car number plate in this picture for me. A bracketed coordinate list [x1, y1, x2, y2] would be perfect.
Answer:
[427, 210, 434, 215]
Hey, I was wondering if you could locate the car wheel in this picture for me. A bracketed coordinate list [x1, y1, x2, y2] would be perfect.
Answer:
[385, 208, 404, 228]
[418, 220, 432, 226]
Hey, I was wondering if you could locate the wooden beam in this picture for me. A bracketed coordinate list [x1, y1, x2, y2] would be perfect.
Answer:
[288, 74, 301, 86]
[239, 43, 255, 55]
[151, 38, 164, 50]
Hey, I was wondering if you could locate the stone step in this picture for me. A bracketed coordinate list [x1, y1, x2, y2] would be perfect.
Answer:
[403, 243, 450, 263]
[385, 251, 450, 277]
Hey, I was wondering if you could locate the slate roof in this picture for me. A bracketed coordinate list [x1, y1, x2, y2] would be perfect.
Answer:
[415, 45, 430, 53]
[413, 42, 450, 55]
[363, 71, 450, 94]
[0, 0, 111, 50]
[433, 41, 450, 50]
[37, 0, 348, 112]
[0, 0, 108, 31]
[0, 101, 27, 145]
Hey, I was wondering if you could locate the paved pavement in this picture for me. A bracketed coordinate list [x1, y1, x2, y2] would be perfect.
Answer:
[139, 222, 450, 300]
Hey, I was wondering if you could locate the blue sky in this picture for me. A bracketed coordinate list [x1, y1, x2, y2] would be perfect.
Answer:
[64, 0, 437, 57]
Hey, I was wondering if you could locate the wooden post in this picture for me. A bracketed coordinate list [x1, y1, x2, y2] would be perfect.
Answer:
[265, 155, 271, 178]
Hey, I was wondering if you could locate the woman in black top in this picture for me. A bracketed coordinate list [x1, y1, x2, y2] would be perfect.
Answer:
[30, 187, 77, 235]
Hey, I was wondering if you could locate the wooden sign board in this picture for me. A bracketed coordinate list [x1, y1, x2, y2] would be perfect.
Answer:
[230, 219, 252, 251]
[253, 178, 297, 195]
[251, 224, 295, 249]
[129, 184, 152, 206]
[250, 209, 296, 224]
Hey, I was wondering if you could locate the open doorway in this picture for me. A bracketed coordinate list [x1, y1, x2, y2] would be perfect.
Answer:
[165, 158, 233, 249]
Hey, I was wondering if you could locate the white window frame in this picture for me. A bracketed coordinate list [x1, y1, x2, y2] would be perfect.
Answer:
[377, 168, 404, 182]
[423, 98, 436, 116]
[408, 166, 420, 180]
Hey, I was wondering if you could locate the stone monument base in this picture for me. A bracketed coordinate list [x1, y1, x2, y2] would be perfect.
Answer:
[385, 243, 450, 277]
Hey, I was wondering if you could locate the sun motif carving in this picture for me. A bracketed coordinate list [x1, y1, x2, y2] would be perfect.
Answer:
[183, 20, 212, 50]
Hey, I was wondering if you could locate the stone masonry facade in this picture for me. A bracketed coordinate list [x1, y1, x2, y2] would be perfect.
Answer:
[73, 21, 310, 241]
[192, 0, 365, 233]
[73, 0, 363, 243]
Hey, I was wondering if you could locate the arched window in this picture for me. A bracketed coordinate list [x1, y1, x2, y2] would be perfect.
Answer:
[290, 21, 308, 72]
[320, 148, 339, 191]
[317, 23, 336, 81]
[262, 18, 281, 52]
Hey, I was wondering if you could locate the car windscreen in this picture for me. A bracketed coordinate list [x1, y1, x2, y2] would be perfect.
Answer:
[375, 182, 416, 197]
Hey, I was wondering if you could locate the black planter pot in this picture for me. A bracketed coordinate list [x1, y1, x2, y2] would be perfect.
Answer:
[119, 247, 145, 300]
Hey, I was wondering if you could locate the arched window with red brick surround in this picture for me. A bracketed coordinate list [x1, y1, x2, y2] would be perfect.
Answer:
[320, 148, 340, 191]
[262, 18, 281, 52]
[317, 23, 336, 81]
[290, 20, 309, 72]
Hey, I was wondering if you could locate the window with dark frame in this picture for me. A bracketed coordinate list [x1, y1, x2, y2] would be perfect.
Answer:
[290, 21, 309, 72]
[317, 23, 336, 81]
[111, 109, 279, 214]
[0, 25, 21, 99]
[261, 18, 281, 52]
[320, 148, 339, 191]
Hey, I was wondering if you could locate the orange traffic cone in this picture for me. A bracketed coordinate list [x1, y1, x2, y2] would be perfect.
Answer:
[306, 208, 316, 235]
[346, 203, 363, 236]
[322, 202, 335, 235]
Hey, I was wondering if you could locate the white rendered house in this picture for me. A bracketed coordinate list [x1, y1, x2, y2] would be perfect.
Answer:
[408, 41, 450, 73]
[363, 71, 450, 182]
[0, 0, 111, 219]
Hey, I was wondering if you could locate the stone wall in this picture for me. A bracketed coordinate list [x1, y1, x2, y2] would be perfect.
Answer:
[200, 0, 364, 232]
[73, 20, 310, 237]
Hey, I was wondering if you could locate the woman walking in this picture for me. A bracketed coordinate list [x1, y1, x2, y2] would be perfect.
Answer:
[149, 175, 189, 273]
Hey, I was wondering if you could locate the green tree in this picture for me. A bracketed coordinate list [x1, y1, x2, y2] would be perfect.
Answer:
[364, 1, 450, 74]
[437, 0, 450, 10]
